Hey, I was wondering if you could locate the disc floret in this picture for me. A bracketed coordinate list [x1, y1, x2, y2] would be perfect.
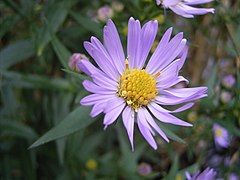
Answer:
[118, 68, 158, 110]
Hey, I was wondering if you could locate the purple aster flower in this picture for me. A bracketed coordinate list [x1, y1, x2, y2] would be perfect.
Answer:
[213, 124, 230, 148]
[185, 167, 217, 180]
[156, 0, 215, 18]
[137, 162, 152, 176]
[78, 17, 207, 150]
[222, 74, 236, 88]
[97, 5, 113, 22]
[69, 53, 88, 72]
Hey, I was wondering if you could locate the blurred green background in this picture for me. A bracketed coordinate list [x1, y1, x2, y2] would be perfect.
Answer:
[0, 0, 239, 179]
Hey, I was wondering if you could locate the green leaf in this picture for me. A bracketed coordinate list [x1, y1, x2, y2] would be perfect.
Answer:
[36, 1, 75, 56]
[0, 39, 34, 69]
[62, 69, 89, 81]
[43, 16, 71, 68]
[0, 119, 38, 140]
[29, 106, 96, 149]
[164, 155, 179, 180]
[70, 11, 101, 36]
[157, 122, 186, 144]
[1, 70, 73, 91]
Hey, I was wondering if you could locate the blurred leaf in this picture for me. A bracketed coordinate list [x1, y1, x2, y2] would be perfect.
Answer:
[1, 70, 73, 91]
[164, 155, 179, 180]
[0, 39, 34, 69]
[52, 93, 72, 165]
[206, 64, 218, 98]
[43, 17, 71, 68]
[0, 15, 20, 38]
[157, 122, 186, 144]
[29, 106, 96, 148]
[117, 122, 146, 174]
[50, 33, 71, 69]
[36, 1, 76, 55]
[62, 69, 89, 81]
[0, 119, 38, 140]
[70, 11, 101, 36]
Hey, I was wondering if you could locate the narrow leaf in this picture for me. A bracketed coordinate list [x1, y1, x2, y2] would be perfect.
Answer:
[0, 39, 34, 69]
[29, 106, 96, 148]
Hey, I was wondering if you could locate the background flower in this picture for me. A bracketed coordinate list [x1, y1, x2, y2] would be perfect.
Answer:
[213, 124, 230, 148]
[156, 0, 215, 18]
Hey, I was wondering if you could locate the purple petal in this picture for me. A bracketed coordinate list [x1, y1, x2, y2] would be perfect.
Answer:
[138, 109, 155, 135]
[184, 0, 214, 5]
[80, 94, 116, 106]
[137, 20, 158, 69]
[122, 106, 135, 151]
[103, 102, 125, 127]
[137, 112, 157, 150]
[82, 80, 116, 95]
[146, 27, 173, 73]
[162, 87, 208, 98]
[157, 76, 189, 90]
[147, 32, 184, 74]
[90, 102, 106, 117]
[127, 17, 141, 68]
[170, 5, 194, 18]
[84, 38, 119, 80]
[104, 97, 125, 113]
[179, 3, 215, 15]
[103, 19, 125, 74]
[142, 108, 169, 142]
[91, 71, 118, 90]
[148, 104, 192, 126]
[156, 59, 181, 84]
[77, 59, 101, 76]
[151, 102, 194, 113]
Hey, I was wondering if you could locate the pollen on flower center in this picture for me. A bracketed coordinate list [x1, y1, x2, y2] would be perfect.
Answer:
[215, 128, 222, 137]
[118, 68, 158, 110]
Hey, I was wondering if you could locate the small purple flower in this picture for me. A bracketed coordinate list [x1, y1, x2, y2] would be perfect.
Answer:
[156, 0, 215, 18]
[68, 53, 88, 72]
[137, 162, 152, 176]
[185, 167, 217, 180]
[222, 74, 236, 88]
[213, 124, 230, 148]
[97, 5, 113, 22]
[228, 173, 239, 180]
[78, 17, 207, 150]
[220, 91, 232, 103]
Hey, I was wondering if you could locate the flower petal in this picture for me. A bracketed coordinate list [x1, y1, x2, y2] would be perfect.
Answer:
[103, 19, 125, 74]
[84, 38, 119, 80]
[103, 102, 125, 127]
[122, 106, 135, 151]
[82, 80, 116, 95]
[142, 108, 169, 142]
[80, 94, 116, 106]
[137, 113, 157, 150]
[137, 20, 158, 69]
[127, 17, 141, 68]
[90, 102, 106, 117]
[104, 97, 125, 113]
[148, 104, 192, 126]
[150, 102, 194, 113]
[146, 27, 173, 73]
[77, 59, 101, 76]
[147, 32, 184, 74]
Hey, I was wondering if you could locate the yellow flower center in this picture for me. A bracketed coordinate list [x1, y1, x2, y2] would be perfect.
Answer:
[215, 128, 222, 137]
[118, 61, 158, 110]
